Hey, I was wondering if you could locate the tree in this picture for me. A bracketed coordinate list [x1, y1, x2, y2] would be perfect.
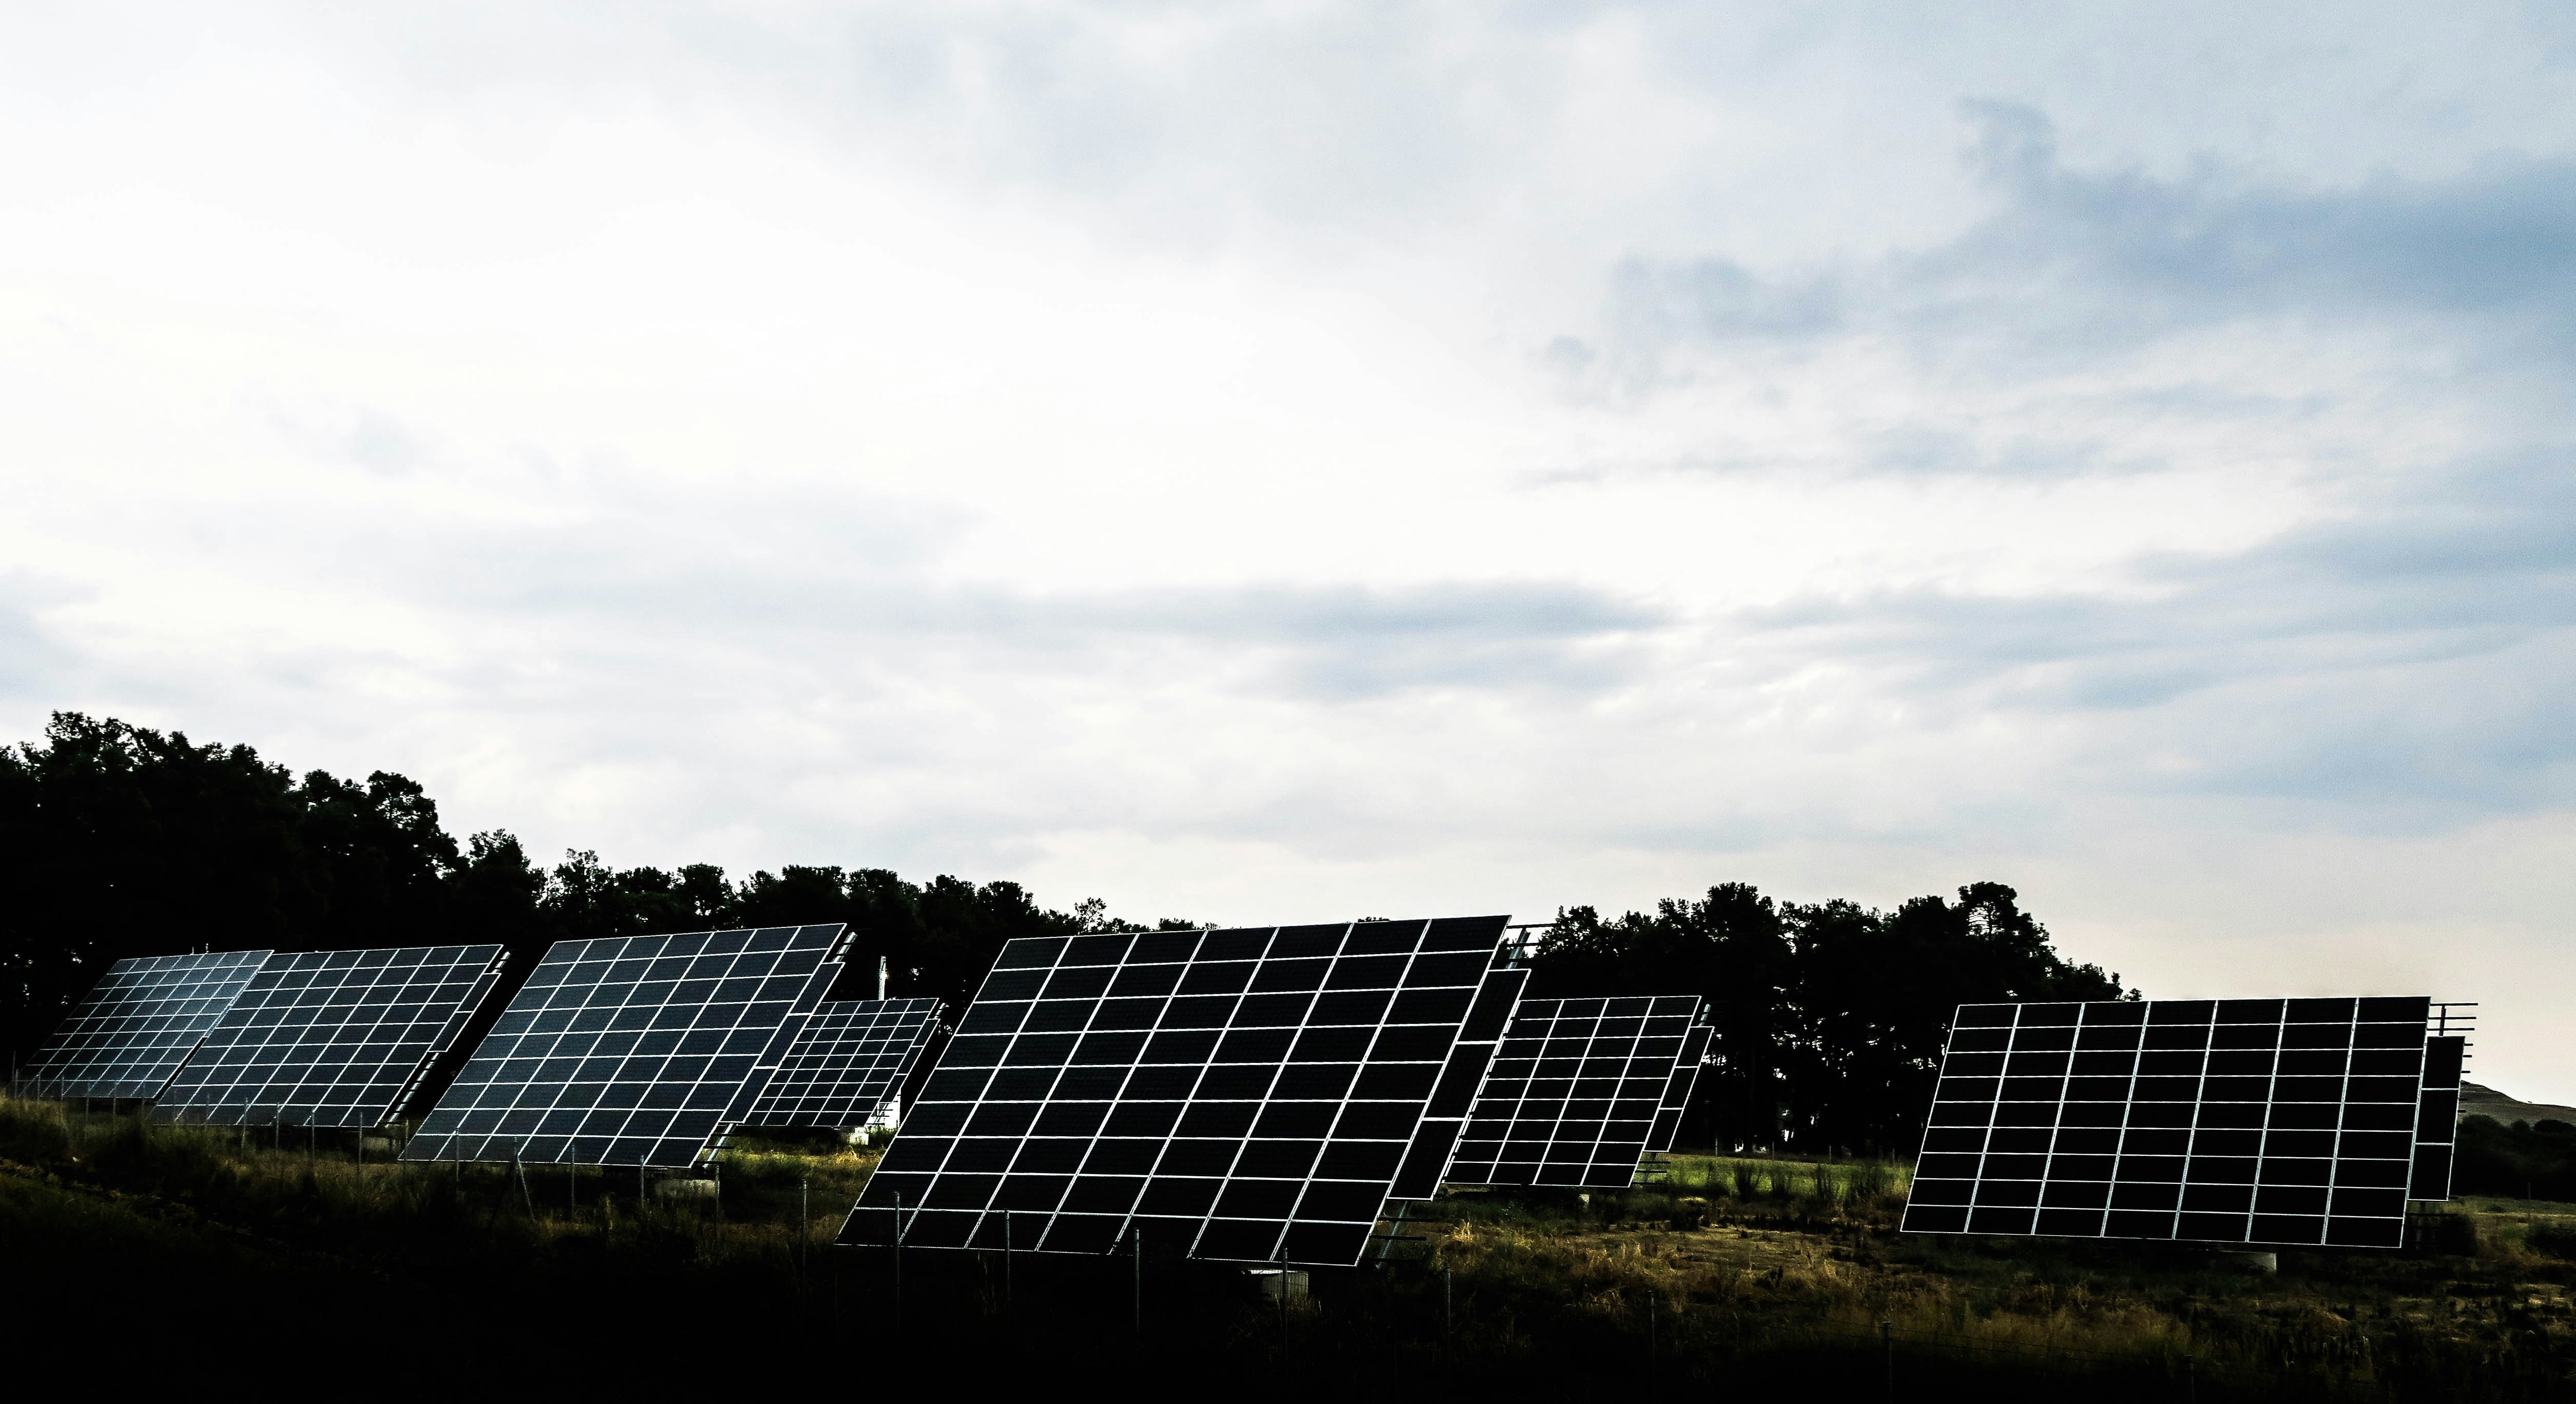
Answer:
[1533, 880, 2133, 1156]
[1785, 883, 2131, 1155]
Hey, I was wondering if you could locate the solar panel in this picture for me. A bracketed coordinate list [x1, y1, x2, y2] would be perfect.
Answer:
[836, 916, 1527, 1266]
[1647, 1021, 1713, 1155]
[1445, 996, 1707, 1189]
[399, 924, 852, 1168]
[19, 950, 273, 1100]
[1901, 997, 2449, 1250]
[740, 997, 946, 1131]
[2409, 1032, 2465, 1202]
[150, 945, 509, 1129]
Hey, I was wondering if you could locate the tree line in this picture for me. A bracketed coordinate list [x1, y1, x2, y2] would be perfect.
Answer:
[2, 711, 2132, 1154]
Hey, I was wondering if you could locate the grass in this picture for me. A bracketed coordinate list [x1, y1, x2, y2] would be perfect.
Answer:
[4, 1095, 2571, 1399]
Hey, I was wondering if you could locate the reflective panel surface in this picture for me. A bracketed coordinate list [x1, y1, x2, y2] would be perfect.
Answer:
[742, 996, 944, 1131]
[1448, 995, 1707, 1189]
[154, 944, 507, 1129]
[21, 950, 272, 1100]
[401, 925, 850, 1167]
[1902, 997, 2451, 1250]
[837, 916, 1524, 1265]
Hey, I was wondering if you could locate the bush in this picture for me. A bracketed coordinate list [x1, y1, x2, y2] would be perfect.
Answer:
[2454, 1115, 2576, 1199]
[2526, 1218, 2576, 1259]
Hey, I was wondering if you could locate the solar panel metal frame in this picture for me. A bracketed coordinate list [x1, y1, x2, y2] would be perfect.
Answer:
[740, 996, 946, 1131]
[1445, 996, 1706, 1189]
[1902, 996, 2445, 1250]
[837, 915, 1526, 1267]
[19, 950, 273, 1100]
[399, 924, 852, 1168]
[151, 944, 509, 1129]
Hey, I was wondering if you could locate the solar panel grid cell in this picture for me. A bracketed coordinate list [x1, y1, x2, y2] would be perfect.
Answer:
[839, 915, 1517, 1265]
[742, 997, 945, 1130]
[1448, 995, 1704, 1189]
[20, 950, 273, 1099]
[1905, 997, 2435, 1249]
[153, 944, 508, 1128]
[399, 925, 850, 1168]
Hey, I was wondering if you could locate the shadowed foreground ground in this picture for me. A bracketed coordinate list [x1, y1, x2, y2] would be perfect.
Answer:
[2, 1097, 2568, 1399]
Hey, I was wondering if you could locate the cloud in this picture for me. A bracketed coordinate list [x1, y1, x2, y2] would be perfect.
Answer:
[1732, 452, 2576, 815]
[1589, 102, 2576, 402]
[380, 522, 1669, 701]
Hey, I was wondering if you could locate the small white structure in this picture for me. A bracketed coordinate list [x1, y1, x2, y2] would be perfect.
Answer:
[1249, 1269, 1309, 1302]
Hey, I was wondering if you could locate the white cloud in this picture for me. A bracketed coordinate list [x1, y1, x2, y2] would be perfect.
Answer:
[1, 2, 2571, 1096]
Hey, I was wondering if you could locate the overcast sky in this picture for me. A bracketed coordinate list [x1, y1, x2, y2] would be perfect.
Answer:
[2, 4, 2569, 1097]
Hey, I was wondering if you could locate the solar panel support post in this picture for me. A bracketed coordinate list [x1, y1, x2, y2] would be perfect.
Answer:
[801, 1178, 811, 1299]
[891, 1189, 903, 1335]
[1130, 1225, 1142, 1346]
[1282, 1257, 1298, 1360]
[1001, 1208, 1013, 1316]
[1880, 1319, 1892, 1403]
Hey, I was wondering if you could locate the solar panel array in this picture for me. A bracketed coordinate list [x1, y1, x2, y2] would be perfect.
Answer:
[400, 925, 851, 1168]
[1447, 996, 1707, 1189]
[152, 945, 508, 1129]
[838, 916, 1525, 1266]
[1903, 997, 2446, 1249]
[19, 950, 273, 1099]
[742, 997, 945, 1131]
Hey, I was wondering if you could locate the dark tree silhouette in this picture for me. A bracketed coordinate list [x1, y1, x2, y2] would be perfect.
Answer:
[1531, 880, 2132, 1156]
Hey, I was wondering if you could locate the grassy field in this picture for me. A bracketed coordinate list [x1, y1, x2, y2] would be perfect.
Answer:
[3, 1094, 2569, 1399]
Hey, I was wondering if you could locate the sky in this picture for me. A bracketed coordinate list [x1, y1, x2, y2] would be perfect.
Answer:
[1, 3, 2569, 1097]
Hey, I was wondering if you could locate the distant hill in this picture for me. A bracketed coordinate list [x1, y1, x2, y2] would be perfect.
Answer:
[2461, 1080, 2576, 1126]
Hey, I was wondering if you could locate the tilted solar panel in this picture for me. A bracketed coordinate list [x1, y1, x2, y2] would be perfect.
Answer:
[837, 916, 1526, 1266]
[152, 945, 509, 1129]
[400, 924, 852, 1168]
[740, 997, 945, 1131]
[21, 950, 273, 1100]
[1901, 997, 2449, 1250]
[1647, 1021, 1713, 1155]
[2410, 1034, 2465, 1202]
[1446, 995, 1705, 1189]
